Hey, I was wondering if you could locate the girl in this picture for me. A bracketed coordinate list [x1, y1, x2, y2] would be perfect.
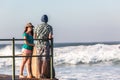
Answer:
[19, 23, 34, 78]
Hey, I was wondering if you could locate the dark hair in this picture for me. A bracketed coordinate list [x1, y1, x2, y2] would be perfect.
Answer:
[24, 23, 34, 36]
[31, 29, 34, 36]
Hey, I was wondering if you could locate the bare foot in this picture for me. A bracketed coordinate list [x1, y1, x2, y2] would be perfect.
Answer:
[19, 75, 26, 78]
[27, 76, 33, 78]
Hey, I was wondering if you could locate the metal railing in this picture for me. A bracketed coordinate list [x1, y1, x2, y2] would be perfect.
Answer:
[0, 38, 54, 80]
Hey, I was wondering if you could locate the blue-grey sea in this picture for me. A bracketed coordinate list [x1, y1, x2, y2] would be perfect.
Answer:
[0, 42, 120, 80]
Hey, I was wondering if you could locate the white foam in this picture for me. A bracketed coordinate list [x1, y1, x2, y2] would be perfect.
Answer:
[1, 44, 120, 79]
[54, 44, 120, 65]
[1, 44, 120, 67]
[0, 45, 21, 68]
[0, 45, 21, 56]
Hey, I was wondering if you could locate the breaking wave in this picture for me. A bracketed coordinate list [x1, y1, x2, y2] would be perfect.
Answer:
[54, 44, 120, 65]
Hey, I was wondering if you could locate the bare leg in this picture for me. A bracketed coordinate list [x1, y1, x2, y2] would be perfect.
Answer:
[39, 60, 42, 74]
[26, 54, 32, 78]
[40, 46, 49, 78]
[19, 53, 28, 78]
[37, 49, 43, 78]
[30, 52, 32, 76]
[41, 60, 47, 76]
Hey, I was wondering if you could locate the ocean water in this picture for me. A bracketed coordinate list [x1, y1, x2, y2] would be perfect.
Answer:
[0, 42, 120, 80]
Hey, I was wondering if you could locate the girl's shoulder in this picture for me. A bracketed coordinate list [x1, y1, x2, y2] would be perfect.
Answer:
[23, 32, 28, 36]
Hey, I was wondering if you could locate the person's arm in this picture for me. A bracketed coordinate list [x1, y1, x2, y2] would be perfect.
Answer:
[24, 36, 34, 46]
[48, 26, 53, 39]
[34, 25, 37, 39]
[48, 33, 53, 39]
[34, 33, 37, 39]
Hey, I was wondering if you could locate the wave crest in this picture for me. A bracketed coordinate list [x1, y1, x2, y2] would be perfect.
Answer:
[54, 44, 120, 65]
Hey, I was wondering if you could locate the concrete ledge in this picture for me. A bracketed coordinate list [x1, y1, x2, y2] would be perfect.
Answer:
[0, 74, 58, 80]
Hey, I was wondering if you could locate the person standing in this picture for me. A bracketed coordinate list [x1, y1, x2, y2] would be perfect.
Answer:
[34, 15, 54, 78]
[19, 23, 34, 78]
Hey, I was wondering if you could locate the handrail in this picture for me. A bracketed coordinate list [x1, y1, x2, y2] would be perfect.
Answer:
[0, 38, 52, 41]
[0, 38, 54, 80]
[0, 55, 53, 58]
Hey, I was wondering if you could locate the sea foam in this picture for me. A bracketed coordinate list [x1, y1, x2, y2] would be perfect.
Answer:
[54, 44, 120, 65]
[0, 44, 120, 67]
